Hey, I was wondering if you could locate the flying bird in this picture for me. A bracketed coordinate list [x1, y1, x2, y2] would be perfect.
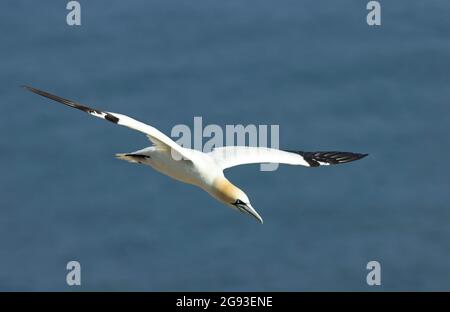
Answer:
[23, 86, 367, 224]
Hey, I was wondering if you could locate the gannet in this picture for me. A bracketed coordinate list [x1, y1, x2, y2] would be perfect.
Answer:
[23, 86, 368, 224]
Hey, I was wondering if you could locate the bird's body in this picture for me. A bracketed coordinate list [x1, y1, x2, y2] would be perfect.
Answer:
[118, 147, 209, 187]
[24, 86, 368, 224]
[116, 144, 263, 221]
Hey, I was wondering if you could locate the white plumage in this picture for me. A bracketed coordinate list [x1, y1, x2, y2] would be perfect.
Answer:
[24, 86, 367, 224]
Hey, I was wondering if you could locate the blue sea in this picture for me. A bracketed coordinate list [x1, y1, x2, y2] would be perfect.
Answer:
[0, 0, 449, 291]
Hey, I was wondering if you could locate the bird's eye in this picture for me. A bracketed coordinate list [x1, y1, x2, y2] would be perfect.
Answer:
[233, 199, 245, 206]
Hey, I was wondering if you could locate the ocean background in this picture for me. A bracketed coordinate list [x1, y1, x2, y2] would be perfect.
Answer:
[0, 0, 449, 291]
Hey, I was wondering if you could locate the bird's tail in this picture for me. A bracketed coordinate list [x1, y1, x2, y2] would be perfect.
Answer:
[115, 153, 150, 164]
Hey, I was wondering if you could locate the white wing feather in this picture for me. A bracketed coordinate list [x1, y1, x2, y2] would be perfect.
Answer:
[23, 86, 190, 161]
[209, 146, 368, 170]
[208, 146, 310, 169]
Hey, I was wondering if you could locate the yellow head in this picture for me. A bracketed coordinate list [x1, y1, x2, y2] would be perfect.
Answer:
[209, 177, 263, 224]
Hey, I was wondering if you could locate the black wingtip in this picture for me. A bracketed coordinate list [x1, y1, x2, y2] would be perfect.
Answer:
[21, 85, 117, 120]
[286, 150, 368, 167]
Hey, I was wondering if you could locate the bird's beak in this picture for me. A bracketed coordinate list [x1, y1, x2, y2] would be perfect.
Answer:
[237, 203, 264, 224]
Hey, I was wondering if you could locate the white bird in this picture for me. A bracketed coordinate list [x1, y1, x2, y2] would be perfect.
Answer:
[23, 86, 368, 224]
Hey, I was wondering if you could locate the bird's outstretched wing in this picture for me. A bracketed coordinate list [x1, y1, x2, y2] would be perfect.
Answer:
[208, 146, 367, 170]
[23, 86, 190, 160]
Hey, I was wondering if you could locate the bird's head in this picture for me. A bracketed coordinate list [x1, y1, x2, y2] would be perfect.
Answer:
[210, 177, 263, 224]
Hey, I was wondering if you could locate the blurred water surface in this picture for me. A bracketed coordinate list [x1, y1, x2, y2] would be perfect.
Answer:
[0, 0, 449, 290]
